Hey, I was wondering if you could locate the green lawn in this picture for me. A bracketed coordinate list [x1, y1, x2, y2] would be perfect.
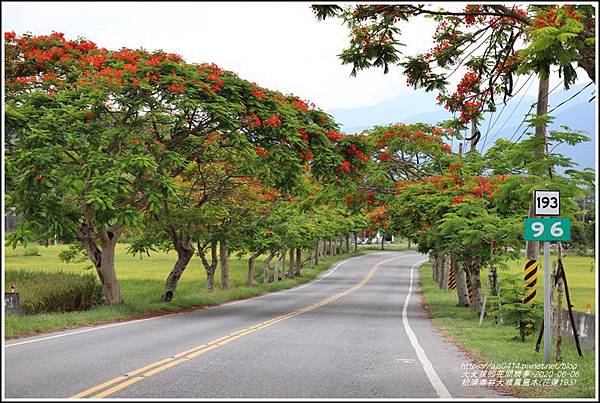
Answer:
[484, 253, 596, 313]
[420, 262, 595, 398]
[4, 243, 363, 338]
[357, 242, 410, 251]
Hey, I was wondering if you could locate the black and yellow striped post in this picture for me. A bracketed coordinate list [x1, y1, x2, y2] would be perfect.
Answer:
[447, 266, 456, 290]
[523, 259, 538, 305]
[466, 276, 473, 304]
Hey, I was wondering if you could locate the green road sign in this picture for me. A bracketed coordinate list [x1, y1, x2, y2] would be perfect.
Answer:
[524, 217, 571, 241]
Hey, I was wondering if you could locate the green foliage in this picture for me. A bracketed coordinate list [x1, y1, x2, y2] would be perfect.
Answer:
[5, 245, 40, 257]
[488, 275, 543, 341]
[5, 270, 103, 314]
[517, 5, 591, 88]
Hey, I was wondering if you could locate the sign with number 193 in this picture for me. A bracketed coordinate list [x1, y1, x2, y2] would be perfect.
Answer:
[533, 190, 560, 216]
[524, 218, 571, 241]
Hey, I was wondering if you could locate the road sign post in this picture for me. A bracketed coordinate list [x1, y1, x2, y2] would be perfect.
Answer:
[525, 190, 571, 363]
[543, 241, 551, 363]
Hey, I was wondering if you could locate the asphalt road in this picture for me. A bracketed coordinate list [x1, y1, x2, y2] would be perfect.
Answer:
[5, 251, 504, 398]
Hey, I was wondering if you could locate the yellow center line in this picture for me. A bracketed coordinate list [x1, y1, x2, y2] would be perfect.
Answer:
[72, 254, 402, 399]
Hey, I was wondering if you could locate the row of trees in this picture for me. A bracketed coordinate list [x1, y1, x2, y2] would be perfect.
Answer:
[5, 3, 596, 331]
[4, 32, 370, 304]
[313, 3, 596, 336]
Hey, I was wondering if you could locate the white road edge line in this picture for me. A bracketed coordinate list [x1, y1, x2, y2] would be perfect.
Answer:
[401, 259, 452, 399]
[7, 252, 410, 347]
[4, 315, 174, 347]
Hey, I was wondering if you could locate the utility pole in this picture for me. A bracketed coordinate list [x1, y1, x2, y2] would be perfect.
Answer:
[526, 73, 550, 262]
[527, 71, 551, 362]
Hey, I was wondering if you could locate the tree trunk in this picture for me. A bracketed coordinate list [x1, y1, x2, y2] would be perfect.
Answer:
[452, 258, 470, 307]
[78, 222, 104, 286]
[407, 240, 411, 250]
[330, 238, 335, 256]
[295, 248, 302, 277]
[247, 251, 261, 287]
[99, 244, 122, 304]
[288, 245, 296, 277]
[311, 243, 318, 266]
[354, 232, 358, 252]
[97, 227, 123, 304]
[162, 236, 195, 301]
[441, 255, 450, 291]
[467, 257, 484, 315]
[434, 254, 444, 287]
[219, 238, 229, 289]
[553, 250, 565, 361]
[282, 249, 287, 276]
[577, 14, 595, 82]
[198, 241, 218, 291]
[381, 235, 384, 250]
[263, 252, 275, 284]
[274, 252, 281, 282]
[554, 275, 564, 361]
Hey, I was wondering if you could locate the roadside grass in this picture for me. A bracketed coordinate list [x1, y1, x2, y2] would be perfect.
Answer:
[357, 242, 410, 252]
[4, 243, 363, 338]
[419, 262, 595, 398]
[500, 253, 596, 313]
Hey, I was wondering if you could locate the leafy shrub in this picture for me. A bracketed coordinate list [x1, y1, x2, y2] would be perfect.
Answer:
[5, 270, 104, 314]
[488, 274, 543, 341]
[5, 245, 40, 257]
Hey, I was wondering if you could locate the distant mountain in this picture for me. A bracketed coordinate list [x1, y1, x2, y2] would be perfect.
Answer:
[327, 83, 596, 169]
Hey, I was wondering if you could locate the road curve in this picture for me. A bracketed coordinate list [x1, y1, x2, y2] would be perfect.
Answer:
[4, 251, 503, 398]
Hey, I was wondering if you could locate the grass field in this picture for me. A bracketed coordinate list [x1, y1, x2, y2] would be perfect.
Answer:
[486, 253, 596, 313]
[419, 262, 595, 398]
[4, 243, 363, 338]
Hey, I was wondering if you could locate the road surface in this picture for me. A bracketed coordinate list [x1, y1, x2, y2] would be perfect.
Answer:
[5, 251, 504, 398]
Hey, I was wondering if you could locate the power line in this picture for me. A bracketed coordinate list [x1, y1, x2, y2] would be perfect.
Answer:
[508, 81, 593, 149]
[505, 80, 563, 145]
[480, 74, 535, 151]
[490, 76, 536, 145]
[547, 82, 594, 115]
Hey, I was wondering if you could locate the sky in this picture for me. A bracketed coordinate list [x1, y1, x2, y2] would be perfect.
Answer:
[2, 2, 591, 111]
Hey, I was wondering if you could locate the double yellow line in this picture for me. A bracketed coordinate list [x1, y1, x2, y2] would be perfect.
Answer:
[72, 254, 401, 399]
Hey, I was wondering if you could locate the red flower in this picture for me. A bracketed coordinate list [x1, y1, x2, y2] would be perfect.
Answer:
[246, 113, 261, 129]
[131, 138, 140, 144]
[326, 130, 344, 141]
[452, 195, 465, 205]
[123, 63, 137, 73]
[255, 146, 268, 157]
[263, 114, 282, 127]
[291, 99, 309, 112]
[35, 175, 46, 181]
[299, 149, 313, 161]
[167, 83, 185, 93]
[379, 151, 390, 161]
[337, 160, 351, 174]
[251, 87, 267, 99]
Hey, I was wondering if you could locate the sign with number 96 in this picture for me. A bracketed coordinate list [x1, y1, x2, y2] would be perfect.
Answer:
[524, 218, 571, 241]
